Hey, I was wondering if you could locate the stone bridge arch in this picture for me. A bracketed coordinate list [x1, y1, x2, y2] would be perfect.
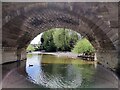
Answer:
[2, 2, 118, 70]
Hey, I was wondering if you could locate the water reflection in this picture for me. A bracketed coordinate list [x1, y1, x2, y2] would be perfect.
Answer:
[26, 54, 96, 88]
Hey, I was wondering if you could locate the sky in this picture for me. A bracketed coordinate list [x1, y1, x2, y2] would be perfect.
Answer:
[30, 33, 43, 44]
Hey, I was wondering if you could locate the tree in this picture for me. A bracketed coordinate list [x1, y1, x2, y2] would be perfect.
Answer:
[53, 28, 79, 51]
[72, 38, 95, 54]
[41, 29, 57, 52]
[27, 44, 35, 52]
[53, 28, 70, 51]
[68, 30, 79, 48]
[40, 28, 79, 52]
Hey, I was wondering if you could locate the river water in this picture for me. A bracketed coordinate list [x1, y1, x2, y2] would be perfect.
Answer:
[2, 53, 119, 88]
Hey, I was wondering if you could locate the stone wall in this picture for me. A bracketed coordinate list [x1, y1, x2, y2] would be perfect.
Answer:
[96, 50, 118, 70]
[2, 48, 17, 64]
[1, 47, 26, 64]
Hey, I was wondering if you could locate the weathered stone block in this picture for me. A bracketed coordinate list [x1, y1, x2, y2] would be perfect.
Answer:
[110, 21, 118, 28]
[96, 50, 118, 70]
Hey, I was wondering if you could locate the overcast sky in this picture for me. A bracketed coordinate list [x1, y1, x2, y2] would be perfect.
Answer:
[30, 33, 43, 44]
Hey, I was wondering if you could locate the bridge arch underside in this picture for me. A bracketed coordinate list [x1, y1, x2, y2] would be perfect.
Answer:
[2, 2, 118, 71]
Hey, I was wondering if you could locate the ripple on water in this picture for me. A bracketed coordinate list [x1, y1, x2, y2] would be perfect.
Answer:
[26, 64, 83, 88]
[25, 54, 96, 88]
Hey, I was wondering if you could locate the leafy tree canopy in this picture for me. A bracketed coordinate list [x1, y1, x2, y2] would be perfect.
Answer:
[41, 28, 79, 52]
[72, 38, 95, 54]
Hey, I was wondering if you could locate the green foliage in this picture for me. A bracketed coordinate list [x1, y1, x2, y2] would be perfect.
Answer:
[53, 28, 70, 51]
[53, 28, 79, 51]
[36, 28, 79, 52]
[41, 29, 57, 52]
[72, 38, 95, 54]
[33, 44, 41, 51]
[27, 44, 35, 51]
[68, 30, 79, 48]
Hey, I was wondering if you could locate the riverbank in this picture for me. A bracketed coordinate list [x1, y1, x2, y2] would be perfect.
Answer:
[44, 52, 79, 59]
[28, 51, 96, 61]
[28, 51, 81, 59]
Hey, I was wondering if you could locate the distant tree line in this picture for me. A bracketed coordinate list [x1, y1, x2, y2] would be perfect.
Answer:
[40, 28, 79, 52]
[27, 28, 95, 54]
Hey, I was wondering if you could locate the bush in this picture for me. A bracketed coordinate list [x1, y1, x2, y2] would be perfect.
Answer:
[27, 44, 35, 52]
[72, 38, 95, 54]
